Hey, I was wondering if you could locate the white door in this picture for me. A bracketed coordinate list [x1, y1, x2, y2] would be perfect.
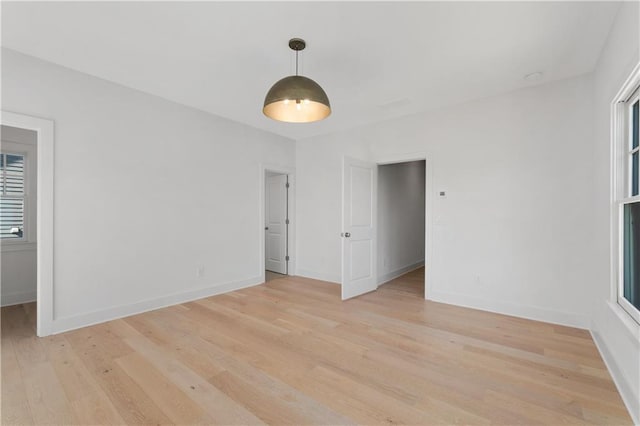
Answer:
[265, 174, 288, 274]
[342, 157, 377, 299]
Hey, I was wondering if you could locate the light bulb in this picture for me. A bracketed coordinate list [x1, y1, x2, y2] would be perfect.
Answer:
[284, 99, 289, 105]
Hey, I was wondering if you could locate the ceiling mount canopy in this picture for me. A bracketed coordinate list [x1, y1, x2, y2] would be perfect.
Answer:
[263, 38, 331, 123]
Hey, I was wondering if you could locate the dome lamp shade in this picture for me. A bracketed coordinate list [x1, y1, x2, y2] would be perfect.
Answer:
[263, 38, 331, 123]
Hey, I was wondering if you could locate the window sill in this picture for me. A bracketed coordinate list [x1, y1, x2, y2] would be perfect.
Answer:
[607, 300, 640, 345]
[1, 241, 36, 252]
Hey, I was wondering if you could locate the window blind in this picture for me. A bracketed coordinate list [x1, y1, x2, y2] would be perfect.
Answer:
[0, 153, 26, 239]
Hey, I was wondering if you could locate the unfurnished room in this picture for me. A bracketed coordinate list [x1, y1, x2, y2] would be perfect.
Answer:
[1, 1, 639, 425]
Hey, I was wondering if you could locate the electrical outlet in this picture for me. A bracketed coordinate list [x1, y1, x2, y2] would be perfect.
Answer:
[196, 265, 205, 278]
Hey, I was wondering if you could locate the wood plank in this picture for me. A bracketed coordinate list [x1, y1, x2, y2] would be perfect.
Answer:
[122, 335, 266, 425]
[1, 335, 34, 425]
[44, 334, 125, 424]
[115, 352, 213, 425]
[21, 362, 76, 425]
[0, 269, 633, 425]
[64, 324, 174, 425]
[69, 393, 126, 426]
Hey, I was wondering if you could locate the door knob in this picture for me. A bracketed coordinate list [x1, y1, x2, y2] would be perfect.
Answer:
[344, 232, 351, 238]
[265, 227, 269, 230]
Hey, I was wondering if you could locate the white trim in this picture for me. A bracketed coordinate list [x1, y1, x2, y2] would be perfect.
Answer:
[605, 59, 640, 426]
[259, 163, 296, 284]
[1, 290, 37, 307]
[627, 94, 640, 197]
[611, 81, 622, 304]
[612, 62, 640, 326]
[373, 151, 434, 301]
[377, 261, 425, 287]
[606, 299, 640, 344]
[295, 268, 341, 284]
[377, 152, 430, 166]
[51, 275, 263, 334]
[429, 289, 590, 329]
[614, 62, 640, 105]
[1, 111, 54, 337]
[618, 293, 640, 325]
[591, 327, 640, 425]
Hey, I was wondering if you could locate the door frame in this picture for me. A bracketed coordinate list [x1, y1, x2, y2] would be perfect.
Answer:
[264, 173, 288, 275]
[259, 164, 296, 283]
[375, 152, 434, 300]
[1, 111, 55, 336]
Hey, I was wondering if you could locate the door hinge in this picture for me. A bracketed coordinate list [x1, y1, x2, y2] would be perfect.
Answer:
[285, 219, 290, 225]
[285, 255, 290, 261]
[285, 182, 290, 188]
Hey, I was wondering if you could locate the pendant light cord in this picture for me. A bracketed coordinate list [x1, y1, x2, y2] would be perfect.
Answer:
[295, 50, 299, 76]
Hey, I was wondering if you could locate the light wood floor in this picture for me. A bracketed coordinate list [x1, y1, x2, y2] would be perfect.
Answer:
[1, 268, 632, 425]
[265, 270, 287, 283]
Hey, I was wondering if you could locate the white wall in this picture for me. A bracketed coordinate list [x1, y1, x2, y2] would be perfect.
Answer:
[590, 2, 640, 422]
[1, 248, 36, 305]
[294, 133, 372, 283]
[1, 125, 38, 306]
[377, 161, 425, 284]
[296, 74, 595, 328]
[1, 48, 296, 332]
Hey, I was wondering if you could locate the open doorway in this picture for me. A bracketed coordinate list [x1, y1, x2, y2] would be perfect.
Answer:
[1, 125, 38, 332]
[264, 170, 289, 282]
[1, 112, 54, 337]
[341, 155, 430, 301]
[377, 160, 426, 298]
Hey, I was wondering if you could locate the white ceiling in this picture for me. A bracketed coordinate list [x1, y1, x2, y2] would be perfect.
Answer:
[1, 1, 620, 141]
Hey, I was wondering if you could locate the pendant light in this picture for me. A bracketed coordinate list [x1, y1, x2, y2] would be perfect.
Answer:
[263, 38, 331, 123]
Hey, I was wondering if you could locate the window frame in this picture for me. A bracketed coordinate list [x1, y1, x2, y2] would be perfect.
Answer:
[613, 63, 640, 325]
[0, 149, 29, 243]
[618, 198, 640, 324]
[626, 89, 640, 197]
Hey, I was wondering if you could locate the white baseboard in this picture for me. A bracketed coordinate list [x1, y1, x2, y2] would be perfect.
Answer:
[51, 276, 264, 334]
[295, 268, 340, 284]
[428, 290, 590, 330]
[1, 290, 37, 307]
[377, 261, 425, 286]
[591, 330, 640, 425]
